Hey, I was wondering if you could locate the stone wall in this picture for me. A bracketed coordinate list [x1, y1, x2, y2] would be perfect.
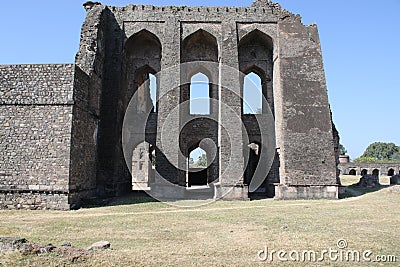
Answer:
[0, 0, 340, 208]
[339, 163, 400, 176]
[0, 64, 74, 210]
[68, 4, 107, 205]
[82, 0, 338, 200]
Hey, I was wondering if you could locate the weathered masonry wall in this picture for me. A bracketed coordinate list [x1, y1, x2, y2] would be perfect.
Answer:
[69, 5, 106, 205]
[76, 0, 339, 201]
[0, 0, 340, 209]
[339, 163, 400, 176]
[274, 17, 337, 199]
[0, 64, 74, 209]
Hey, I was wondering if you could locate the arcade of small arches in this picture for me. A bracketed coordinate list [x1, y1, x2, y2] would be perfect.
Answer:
[341, 165, 400, 177]
[126, 28, 277, 196]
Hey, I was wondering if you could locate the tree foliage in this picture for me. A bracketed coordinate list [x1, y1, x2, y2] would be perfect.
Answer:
[354, 142, 400, 162]
[197, 154, 207, 167]
[353, 157, 379, 163]
[361, 142, 399, 161]
[339, 144, 347, 155]
[392, 151, 400, 160]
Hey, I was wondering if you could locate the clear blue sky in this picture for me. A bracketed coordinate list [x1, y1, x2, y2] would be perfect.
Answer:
[1, 0, 399, 160]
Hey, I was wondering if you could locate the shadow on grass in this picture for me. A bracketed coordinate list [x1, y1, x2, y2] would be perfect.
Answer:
[80, 191, 159, 209]
[339, 184, 390, 199]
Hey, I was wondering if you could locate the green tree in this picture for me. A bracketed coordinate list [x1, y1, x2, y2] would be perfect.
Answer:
[339, 144, 347, 155]
[361, 142, 399, 160]
[353, 157, 377, 163]
[392, 151, 400, 161]
[197, 154, 207, 167]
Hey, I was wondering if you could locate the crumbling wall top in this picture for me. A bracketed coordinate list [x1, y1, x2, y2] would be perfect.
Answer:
[83, 1, 102, 12]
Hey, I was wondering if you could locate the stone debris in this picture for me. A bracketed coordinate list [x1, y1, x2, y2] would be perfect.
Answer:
[0, 237, 110, 262]
[87, 240, 111, 251]
[356, 174, 380, 187]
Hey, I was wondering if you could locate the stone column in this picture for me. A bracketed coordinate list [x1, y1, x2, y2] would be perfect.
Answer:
[215, 19, 248, 200]
[274, 18, 338, 199]
[152, 16, 185, 199]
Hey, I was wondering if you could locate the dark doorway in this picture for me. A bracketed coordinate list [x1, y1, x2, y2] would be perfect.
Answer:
[361, 169, 368, 176]
[349, 169, 356, 176]
[244, 143, 261, 185]
[388, 169, 395, 176]
[372, 169, 379, 177]
[188, 147, 208, 187]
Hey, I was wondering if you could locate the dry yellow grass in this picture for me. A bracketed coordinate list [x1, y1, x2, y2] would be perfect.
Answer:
[0, 175, 399, 266]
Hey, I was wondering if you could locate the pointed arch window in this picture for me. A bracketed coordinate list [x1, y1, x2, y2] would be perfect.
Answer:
[190, 72, 210, 115]
[243, 72, 262, 114]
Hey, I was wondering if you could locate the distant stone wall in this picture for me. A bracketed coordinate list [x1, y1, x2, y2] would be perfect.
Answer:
[0, 64, 74, 210]
[339, 163, 400, 176]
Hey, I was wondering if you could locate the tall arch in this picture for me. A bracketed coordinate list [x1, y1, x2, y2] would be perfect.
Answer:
[239, 30, 278, 198]
[238, 30, 274, 115]
[123, 30, 162, 111]
[180, 30, 219, 116]
[121, 30, 162, 192]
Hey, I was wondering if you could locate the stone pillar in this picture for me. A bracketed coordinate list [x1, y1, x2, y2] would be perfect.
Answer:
[274, 18, 338, 200]
[215, 19, 248, 200]
[152, 16, 185, 199]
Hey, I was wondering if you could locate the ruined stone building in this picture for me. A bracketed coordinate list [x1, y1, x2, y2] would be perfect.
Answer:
[0, 0, 339, 210]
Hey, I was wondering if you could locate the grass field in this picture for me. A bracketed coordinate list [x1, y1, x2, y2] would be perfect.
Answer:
[0, 175, 399, 266]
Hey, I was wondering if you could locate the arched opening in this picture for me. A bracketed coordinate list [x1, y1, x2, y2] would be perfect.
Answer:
[361, 169, 368, 176]
[132, 141, 155, 190]
[181, 29, 218, 63]
[372, 169, 380, 177]
[181, 29, 219, 116]
[123, 30, 161, 112]
[149, 73, 157, 112]
[134, 67, 158, 113]
[388, 168, 395, 176]
[244, 142, 261, 185]
[238, 30, 274, 115]
[243, 72, 262, 114]
[188, 147, 208, 187]
[190, 72, 210, 115]
[349, 169, 356, 176]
